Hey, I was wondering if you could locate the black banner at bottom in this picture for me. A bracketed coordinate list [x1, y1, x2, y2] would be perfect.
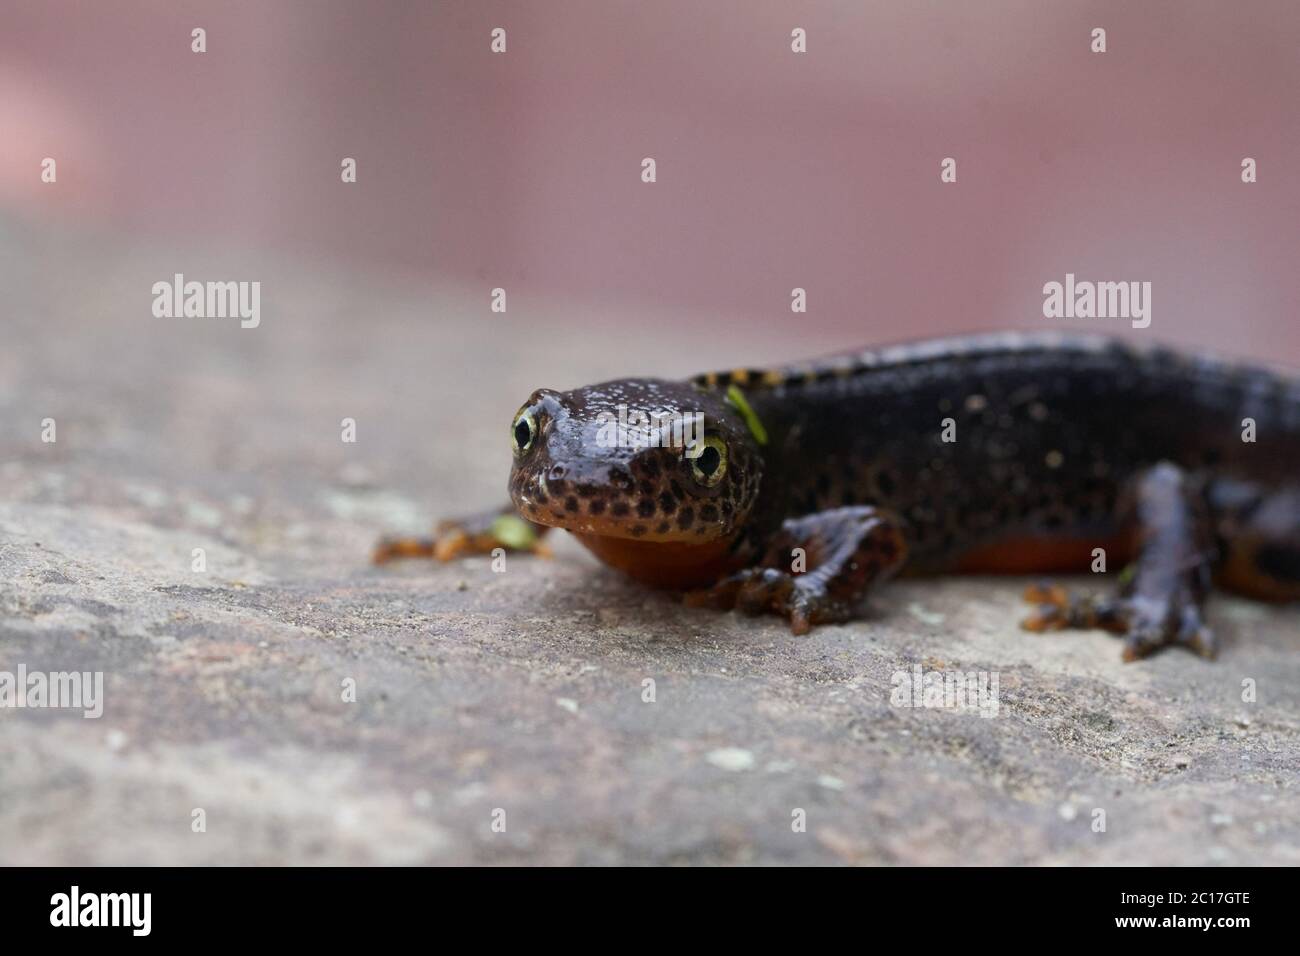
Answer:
[0, 866, 1282, 941]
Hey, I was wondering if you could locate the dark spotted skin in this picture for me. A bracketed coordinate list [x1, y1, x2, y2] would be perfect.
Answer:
[507, 379, 765, 549]
[380, 331, 1300, 659]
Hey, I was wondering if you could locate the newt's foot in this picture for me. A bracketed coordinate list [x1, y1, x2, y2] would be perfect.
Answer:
[1020, 582, 1216, 661]
[685, 567, 853, 635]
[373, 508, 551, 564]
[1020, 463, 1218, 662]
[685, 505, 907, 635]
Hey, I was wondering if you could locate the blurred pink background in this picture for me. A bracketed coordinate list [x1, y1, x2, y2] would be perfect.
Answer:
[3, 0, 1298, 360]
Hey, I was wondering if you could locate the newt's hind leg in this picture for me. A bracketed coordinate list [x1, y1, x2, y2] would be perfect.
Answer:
[1022, 462, 1217, 661]
[685, 506, 907, 635]
[373, 505, 550, 563]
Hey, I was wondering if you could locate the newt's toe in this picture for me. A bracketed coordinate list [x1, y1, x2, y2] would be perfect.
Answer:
[375, 507, 552, 565]
[372, 535, 436, 564]
[432, 528, 472, 561]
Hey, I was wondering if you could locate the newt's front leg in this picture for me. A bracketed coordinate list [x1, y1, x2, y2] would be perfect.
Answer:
[1021, 462, 1217, 660]
[685, 506, 907, 634]
[373, 505, 551, 563]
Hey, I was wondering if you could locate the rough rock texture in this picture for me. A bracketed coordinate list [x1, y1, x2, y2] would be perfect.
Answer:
[2, 223, 1297, 865]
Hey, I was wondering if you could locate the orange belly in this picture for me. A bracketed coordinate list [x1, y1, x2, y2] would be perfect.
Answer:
[950, 531, 1138, 575]
[572, 531, 743, 589]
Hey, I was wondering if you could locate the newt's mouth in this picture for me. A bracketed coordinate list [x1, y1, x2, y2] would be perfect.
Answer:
[525, 511, 718, 543]
[510, 461, 736, 544]
[512, 485, 731, 544]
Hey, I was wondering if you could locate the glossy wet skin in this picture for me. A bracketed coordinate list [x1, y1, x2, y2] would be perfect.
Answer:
[508, 379, 765, 546]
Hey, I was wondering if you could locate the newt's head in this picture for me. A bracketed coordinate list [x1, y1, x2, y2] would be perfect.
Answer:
[507, 379, 765, 546]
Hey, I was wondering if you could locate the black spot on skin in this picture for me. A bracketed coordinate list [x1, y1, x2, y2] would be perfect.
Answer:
[658, 491, 677, 514]
[565, 497, 579, 513]
[642, 458, 661, 478]
[612, 500, 631, 517]
[588, 498, 606, 515]
[655, 521, 670, 534]
[636, 498, 656, 518]
[609, 468, 634, 492]
[549, 479, 569, 495]
[639, 480, 655, 497]
[577, 483, 599, 498]
[534, 490, 549, 505]
[670, 480, 686, 501]
[630, 524, 647, 537]
[700, 504, 718, 523]
[1257, 545, 1300, 582]
[676, 507, 694, 529]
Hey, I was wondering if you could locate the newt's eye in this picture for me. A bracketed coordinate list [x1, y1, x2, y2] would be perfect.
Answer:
[512, 408, 537, 454]
[689, 435, 728, 487]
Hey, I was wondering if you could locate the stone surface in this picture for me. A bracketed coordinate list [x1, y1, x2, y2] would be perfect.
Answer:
[2, 223, 1297, 865]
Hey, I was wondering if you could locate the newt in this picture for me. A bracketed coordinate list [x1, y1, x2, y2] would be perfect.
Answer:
[375, 331, 1300, 661]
